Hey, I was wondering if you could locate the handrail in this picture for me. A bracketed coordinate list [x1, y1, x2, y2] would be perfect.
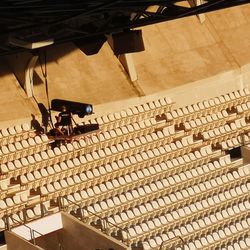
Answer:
[5, 215, 64, 250]
[59, 196, 130, 246]
[6, 215, 43, 245]
[159, 236, 185, 250]
[140, 235, 185, 250]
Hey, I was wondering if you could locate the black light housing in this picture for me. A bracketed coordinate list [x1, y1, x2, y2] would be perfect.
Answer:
[51, 99, 93, 118]
[111, 29, 145, 55]
[74, 35, 107, 55]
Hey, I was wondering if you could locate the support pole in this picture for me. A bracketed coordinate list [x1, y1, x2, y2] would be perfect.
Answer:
[107, 35, 138, 82]
[5, 52, 38, 98]
[188, 0, 206, 23]
[118, 53, 138, 82]
[25, 55, 39, 97]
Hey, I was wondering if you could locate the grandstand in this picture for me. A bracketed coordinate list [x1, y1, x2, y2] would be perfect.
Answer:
[0, 1, 250, 250]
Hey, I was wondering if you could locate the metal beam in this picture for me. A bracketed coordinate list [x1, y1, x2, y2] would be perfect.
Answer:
[0, 0, 249, 56]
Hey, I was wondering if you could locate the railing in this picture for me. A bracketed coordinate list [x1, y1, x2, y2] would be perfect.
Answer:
[4, 215, 64, 250]
[159, 236, 185, 250]
[58, 196, 131, 246]
[140, 235, 185, 250]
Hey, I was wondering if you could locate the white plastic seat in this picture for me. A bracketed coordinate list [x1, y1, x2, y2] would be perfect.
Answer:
[13, 142, 22, 151]
[0, 164, 8, 173]
[53, 181, 62, 190]
[26, 209, 35, 219]
[53, 147, 62, 155]
[1, 146, 9, 154]
[22, 123, 30, 131]
[192, 221, 200, 231]
[1, 129, 9, 137]
[245, 237, 250, 247]
[120, 110, 127, 118]
[111, 179, 119, 188]
[15, 125, 23, 133]
[86, 188, 95, 197]
[194, 239, 202, 249]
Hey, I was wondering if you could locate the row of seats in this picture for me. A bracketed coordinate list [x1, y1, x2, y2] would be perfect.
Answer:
[0, 123, 35, 146]
[83, 121, 178, 154]
[70, 161, 247, 226]
[165, 88, 250, 125]
[105, 181, 249, 233]
[0, 134, 50, 164]
[215, 237, 250, 250]
[91, 97, 173, 131]
[149, 223, 250, 250]
[236, 101, 250, 114]
[221, 133, 250, 150]
[183, 110, 232, 132]
[202, 118, 249, 145]
[0, 132, 202, 180]
[0, 89, 243, 179]
[64, 148, 223, 219]
[125, 196, 249, 245]
[65, 157, 245, 222]
[195, 224, 249, 250]
[0, 121, 172, 171]
[40, 146, 226, 201]
[141, 200, 249, 249]
[0, 88, 250, 250]
[0, 200, 56, 228]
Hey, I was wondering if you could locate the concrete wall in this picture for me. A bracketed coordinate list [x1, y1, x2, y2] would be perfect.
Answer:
[11, 213, 63, 241]
[241, 145, 250, 164]
[1, 5, 250, 128]
[33, 230, 63, 250]
[6, 212, 128, 250]
[133, 5, 250, 94]
[4, 231, 43, 250]
[0, 61, 38, 128]
[5, 53, 30, 89]
[29, 5, 250, 105]
[33, 42, 138, 106]
[60, 212, 128, 250]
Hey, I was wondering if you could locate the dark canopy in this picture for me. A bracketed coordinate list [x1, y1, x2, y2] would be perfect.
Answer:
[0, 0, 249, 56]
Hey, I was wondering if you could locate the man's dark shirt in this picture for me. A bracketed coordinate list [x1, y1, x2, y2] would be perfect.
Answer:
[59, 111, 72, 126]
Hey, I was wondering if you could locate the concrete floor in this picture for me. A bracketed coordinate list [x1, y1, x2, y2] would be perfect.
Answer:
[0, 4, 250, 128]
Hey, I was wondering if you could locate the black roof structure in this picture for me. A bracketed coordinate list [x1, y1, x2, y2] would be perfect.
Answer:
[0, 0, 249, 56]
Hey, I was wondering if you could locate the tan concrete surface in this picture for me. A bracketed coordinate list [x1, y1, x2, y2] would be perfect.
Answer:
[0, 62, 38, 127]
[33, 42, 138, 106]
[60, 212, 128, 250]
[4, 231, 43, 250]
[34, 230, 63, 250]
[1, 5, 250, 128]
[133, 5, 250, 95]
[208, 5, 250, 66]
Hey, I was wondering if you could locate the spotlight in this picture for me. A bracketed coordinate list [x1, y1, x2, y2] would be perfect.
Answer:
[51, 99, 94, 118]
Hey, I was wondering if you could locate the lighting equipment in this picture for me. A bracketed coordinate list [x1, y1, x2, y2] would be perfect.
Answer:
[51, 99, 93, 118]
[111, 29, 145, 55]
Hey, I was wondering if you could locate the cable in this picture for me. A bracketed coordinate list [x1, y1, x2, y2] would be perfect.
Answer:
[38, 50, 54, 129]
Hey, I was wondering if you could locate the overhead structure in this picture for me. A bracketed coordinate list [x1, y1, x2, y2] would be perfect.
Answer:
[0, 0, 249, 56]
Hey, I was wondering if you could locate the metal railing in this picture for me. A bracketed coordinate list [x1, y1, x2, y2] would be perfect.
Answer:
[138, 235, 185, 250]
[58, 196, 131, 246]
[4, 215, 64, 250]
[159, 236, 185, 250]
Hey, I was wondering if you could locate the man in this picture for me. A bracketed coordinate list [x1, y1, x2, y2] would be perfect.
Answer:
[55, 106, 73, 136]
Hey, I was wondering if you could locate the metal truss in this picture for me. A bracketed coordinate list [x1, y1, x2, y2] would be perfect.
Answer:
[0, 0, 249, 56]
